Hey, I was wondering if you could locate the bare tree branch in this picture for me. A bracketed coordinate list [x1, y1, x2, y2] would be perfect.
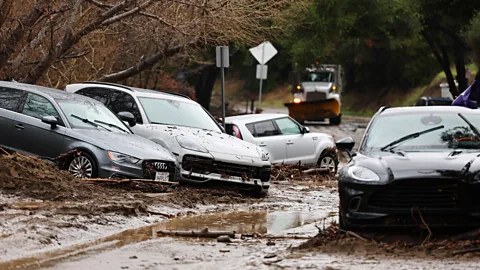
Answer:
[100, 39, 201, 82]
[0, 0, 13, 29]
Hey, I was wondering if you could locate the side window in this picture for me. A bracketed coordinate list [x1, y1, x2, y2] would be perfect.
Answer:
[109, 90, 143, 124]
[246, 123, 255, 135]
[275, 117, 301, 135]
[253, 120, 279, 137]
[76, 88, 109, 104]
[0, 88, 26, 111]
[21, 93, 61, 121]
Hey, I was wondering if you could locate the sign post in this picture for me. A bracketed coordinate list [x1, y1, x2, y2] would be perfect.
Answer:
[249, 41, 277, 112]
[216, 46, 229, 130]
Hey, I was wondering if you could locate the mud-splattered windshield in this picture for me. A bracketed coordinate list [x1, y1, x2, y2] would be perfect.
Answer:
[138, 97, 221, 132]
[302, 71, 333, 82]
[362, 111, 480, 152]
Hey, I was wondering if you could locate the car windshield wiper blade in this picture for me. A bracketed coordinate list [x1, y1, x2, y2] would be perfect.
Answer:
[458, 113, 480, 139]
[71, 114, 111, 132]
[380, 125, 444, 152]
[94, 120, 128, 133]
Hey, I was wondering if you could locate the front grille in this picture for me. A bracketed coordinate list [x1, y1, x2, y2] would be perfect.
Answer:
[142, 160, 177, 181]
[369, 179, 459, 209]
[306, 91, 327, 101]
[182, 155, 270, 182]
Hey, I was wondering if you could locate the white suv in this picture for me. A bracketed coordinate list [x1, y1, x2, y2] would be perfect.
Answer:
[66, 82, 271, 193]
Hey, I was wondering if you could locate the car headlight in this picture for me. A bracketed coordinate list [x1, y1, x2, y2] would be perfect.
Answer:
[347, 166, 380, 182]
[107, 151, 140, 164]
[257, 147, 269, 161]
[176, 136, 208, 153]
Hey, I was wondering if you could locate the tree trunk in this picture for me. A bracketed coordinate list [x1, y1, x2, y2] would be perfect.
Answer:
[453, 42, 468, 93]
[422, 30, 459, 97]
[194, 64, 217, 110]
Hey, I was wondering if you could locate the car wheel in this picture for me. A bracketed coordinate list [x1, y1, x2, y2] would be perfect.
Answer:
[329, 114, 341, 125]
[68, 152, 97, 178]
[318, 152, 338, 173]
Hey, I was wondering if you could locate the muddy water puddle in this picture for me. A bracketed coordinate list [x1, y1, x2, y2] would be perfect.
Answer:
[0, 209, 329, 269]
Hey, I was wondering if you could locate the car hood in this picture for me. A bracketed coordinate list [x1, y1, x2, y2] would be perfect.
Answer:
[301, 82, 332, 92]
[146, 125, 261, 158]
[351, 151, 480, 180]
[69, 129, 176, 161]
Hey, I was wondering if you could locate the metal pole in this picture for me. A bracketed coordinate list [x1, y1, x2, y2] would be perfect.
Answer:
[258, 43, 266, 112]
[220, 47, 226, 130]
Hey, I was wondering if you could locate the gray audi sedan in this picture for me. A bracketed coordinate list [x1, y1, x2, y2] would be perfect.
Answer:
[0, 81, 178, 181]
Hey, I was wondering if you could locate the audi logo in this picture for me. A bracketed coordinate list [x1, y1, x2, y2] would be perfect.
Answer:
[154, 162, 168, 170]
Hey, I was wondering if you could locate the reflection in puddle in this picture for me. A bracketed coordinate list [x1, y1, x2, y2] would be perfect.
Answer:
[0, 210, 322, 269]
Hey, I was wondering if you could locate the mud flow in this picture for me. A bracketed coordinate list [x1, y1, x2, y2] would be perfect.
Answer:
[0, 209, 329, 269]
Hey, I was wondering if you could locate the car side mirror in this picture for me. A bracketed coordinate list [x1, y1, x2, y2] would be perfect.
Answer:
[301, 126, 310, 134]
[41, 115, 58, 129]
[118, 111, 136, 127]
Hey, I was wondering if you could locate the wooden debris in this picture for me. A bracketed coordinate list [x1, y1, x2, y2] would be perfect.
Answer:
[453, 247, 480, 256]
[302, 168, 330, 174]
[146, 210, 175, 218]
[0, 147, 10, 156]
[157, 228, 235, 238]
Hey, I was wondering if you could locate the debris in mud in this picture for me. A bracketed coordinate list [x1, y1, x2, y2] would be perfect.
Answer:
[217, 235, 232, 243]
[271, 163, 335, 183]
[295, 222, 480, 258]
[157, 228, 236, 238]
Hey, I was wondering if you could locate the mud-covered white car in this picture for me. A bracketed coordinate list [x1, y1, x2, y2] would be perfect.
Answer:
[66, 82, 271, 193]
[224, 114, 338, 172]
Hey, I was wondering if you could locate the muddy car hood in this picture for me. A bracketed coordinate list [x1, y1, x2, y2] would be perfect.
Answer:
[352, 151, 480, 180]
[301, 82, 332, 92]
[69, 129, 176, 161]
[144, 125, 261, 158]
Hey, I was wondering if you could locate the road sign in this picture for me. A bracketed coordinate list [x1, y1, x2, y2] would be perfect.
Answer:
[216, 46, 229, 68]
[249, 41, 277, 65]
[256, 65, 268, 80]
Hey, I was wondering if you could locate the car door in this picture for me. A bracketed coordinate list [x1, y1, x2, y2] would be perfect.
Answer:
[0, 87, 26, 150]
[274, 117, 316, 165]
[11, 92, 67, 158]
[248, 120, 286, 163]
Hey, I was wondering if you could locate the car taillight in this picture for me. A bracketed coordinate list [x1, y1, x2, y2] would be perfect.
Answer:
[232, 125, 242, 139]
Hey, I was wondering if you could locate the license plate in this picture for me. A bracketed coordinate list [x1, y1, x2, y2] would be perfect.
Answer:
[155, 172, 169, 181]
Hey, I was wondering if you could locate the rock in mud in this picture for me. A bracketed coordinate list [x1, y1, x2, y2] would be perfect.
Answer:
[217, 235, 232, 243]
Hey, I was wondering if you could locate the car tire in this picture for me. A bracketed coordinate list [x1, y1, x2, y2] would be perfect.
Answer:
[329, 114, 341, 125]
[318, 151, 338, 173]
[338, 207, 351, 230]
[68, 152, 98, 179]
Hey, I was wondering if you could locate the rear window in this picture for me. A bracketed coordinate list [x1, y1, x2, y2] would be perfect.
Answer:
[252, 120, 279, 137]
[0, 88, 25, 111]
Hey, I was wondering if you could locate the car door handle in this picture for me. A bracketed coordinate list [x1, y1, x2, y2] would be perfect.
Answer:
[286, 141, 294, 145]
[15, 124, 24, 130]
[259, 143, 267, 147]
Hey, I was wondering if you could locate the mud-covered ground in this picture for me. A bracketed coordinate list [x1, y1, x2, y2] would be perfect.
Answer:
[3, 115, 480, 269]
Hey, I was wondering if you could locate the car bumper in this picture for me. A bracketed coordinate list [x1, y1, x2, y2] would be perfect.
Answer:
[178, 154, 271, 189]
[339, 178, 480, 228]
[98, 159, 177, 182]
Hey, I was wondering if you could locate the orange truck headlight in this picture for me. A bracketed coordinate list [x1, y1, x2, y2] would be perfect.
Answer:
[293, 98, 301, 103]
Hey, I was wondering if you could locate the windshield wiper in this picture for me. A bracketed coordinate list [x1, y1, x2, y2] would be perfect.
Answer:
[71, 114, 111, 132]
[94, 120, 128, 133]
[380, 125, 444, 152]
[458, 113, 480, 139]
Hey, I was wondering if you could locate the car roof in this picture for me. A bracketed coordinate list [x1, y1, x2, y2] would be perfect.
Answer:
[225, 113, 289, 124]
[0, 81, 96, 101]
[380, 106, 480, 115]
[71, 82, 196, 104]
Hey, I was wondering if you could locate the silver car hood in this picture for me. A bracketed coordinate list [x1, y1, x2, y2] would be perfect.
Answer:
[145, 125, 261, 158]
[69, 129, 177, 162]
[301, 82, 332, 92]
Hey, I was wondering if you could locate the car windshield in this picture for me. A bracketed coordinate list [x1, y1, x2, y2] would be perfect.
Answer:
[57, 99, 131, 133]
[302, 71, 333, 82]
[138, 97, 221, 132]
[362, 111, 480, 152]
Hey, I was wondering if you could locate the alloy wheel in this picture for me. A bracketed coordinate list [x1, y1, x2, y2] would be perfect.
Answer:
[319, 155, 336, 172]
[68, 155, 93, 178]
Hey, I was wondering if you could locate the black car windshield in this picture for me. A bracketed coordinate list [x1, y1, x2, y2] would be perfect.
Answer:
[138, 97, 221, 132]
[362, 111, 480, 152]
[57, 99, 131, 133]
[302, 71, 333, 82]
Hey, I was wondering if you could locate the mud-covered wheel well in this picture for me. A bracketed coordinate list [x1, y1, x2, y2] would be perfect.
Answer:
[55, 149, 98, 172]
